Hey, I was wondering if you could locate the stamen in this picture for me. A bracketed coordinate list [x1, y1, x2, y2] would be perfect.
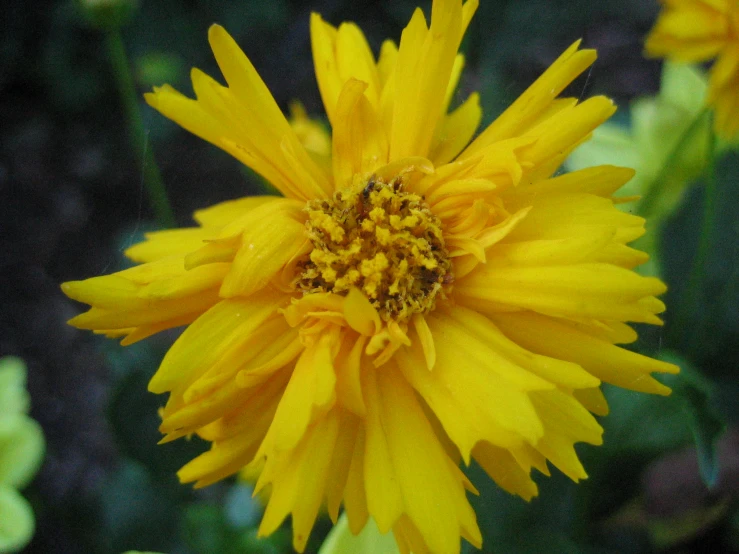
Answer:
[297, 175, 453, 322]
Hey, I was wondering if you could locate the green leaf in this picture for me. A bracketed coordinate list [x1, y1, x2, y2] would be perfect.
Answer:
[183, 503, 230, 554]
[659, 150, 739, 368]
[659, 352, 725, 488]
[466, 460, 595, 554]
[98, 460, 181, 553]
[660, 60, 708, 113]
[505, 528, 584, 554]
[599, 385, 693, 456]
[224, 483, 261, 529]
[648, 499, 729, 549]
[318, 513, 399, 554]
[107, 369, 208, 479]
[0, 415, 45, 489]
[0, 357, 30, 416]
[0, 485, 35, 553]
[183, 502, 289, 554]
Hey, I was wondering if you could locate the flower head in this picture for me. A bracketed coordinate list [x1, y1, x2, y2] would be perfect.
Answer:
[62, 1, 678, 552]
[645, 0, 739, 138]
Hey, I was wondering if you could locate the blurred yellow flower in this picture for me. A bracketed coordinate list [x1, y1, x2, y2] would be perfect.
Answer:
[62, 1, 678, 552]
[645, 0, 739, 138]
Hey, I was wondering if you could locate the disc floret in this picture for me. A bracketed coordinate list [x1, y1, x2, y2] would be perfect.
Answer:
[297, 175, 452, 322]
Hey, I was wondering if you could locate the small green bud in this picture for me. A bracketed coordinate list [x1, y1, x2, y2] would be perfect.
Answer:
[0, 357, 29, 416]
[0, 486, 35, 553]
[0, 416, 45, 489]
[76, 0, 139, 31]
[136, 53, 185, 88]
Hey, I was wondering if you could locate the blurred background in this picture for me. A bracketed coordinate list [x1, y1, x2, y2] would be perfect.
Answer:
[2, 0, 738, 552]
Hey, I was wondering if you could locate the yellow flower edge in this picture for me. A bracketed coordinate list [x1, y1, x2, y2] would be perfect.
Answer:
[62, 1, 679, 553]
[645, 0, 739, 138]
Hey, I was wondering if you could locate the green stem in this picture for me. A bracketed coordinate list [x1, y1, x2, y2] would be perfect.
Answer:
[105, 30, 175, 228]
[637, 107, 710, 220]
[672, 125, 718, 343]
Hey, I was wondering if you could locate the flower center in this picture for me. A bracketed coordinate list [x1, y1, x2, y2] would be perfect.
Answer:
[297, 175, 452, 322]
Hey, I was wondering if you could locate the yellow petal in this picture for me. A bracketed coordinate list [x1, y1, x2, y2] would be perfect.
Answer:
[412, 315, 436, 371]
[207, 25, 332, 199]
[138, 263, 229, 300]
[530, 389, 603, 481]
[492, 311, 679, 395]
[709, 45, 739, 93]
[650, 7, 729, 41]
[396, 323, 543, 461]
[331, 79, 389, 189]
[513, 165, 636, 200]
[220, 200, 307, 298]
[118, 314, 199, 346]
[462, 41, 597, 155]
[125, 227, 218, 263]
[457, 263, 667, 324]
[442, 54, 466, 115]
[149, 292, 285, 394]
[146, 28, 330, 202]
[372, 366, 481, 554]
[310, 15, 380, 125]
[363, 366, 404, 533]
[258, 409, 340, 552]
[343, 425, 370, 534]
[441, 305, 599, 389]
[336, 22, 382, 108]
[429, 93, 482, 166]
[177, 371, 288, 485]
[344, 288, 382, 336]
[193, 196, 277, 227]
[184, 239, 239, 270]
[261, 331, 338, 453]
[488, 233, 617, 267]
[335, 335, 368, 417]
[162, 327, 298, 436]
[390, 0, 468, 159]
[501, 193, 645, 244]
[516, 96, 617, 176]
[377, 39, 398, 87]
[325, 411, 361, 522]
[425, 177, 495, 205]
[63, 256, 223, 332]
[574, 387, 609, 416]
[472, 442, 538, 501]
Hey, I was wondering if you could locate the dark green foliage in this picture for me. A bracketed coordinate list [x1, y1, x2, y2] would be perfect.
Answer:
[8, 0, 739, 553]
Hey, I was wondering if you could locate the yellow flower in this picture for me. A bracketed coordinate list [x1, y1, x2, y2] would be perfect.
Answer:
[645, 0, 739, 137]
[62, 1, 679, 552]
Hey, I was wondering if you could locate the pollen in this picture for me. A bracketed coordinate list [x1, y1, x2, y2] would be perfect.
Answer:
[297, 175, 453, 322]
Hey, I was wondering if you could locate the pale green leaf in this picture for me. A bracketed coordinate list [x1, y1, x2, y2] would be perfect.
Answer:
[660, 62, 708, 113]
[319, 514, 399, 554]
[0, 485, 35, 554]
[0, 415, 45, 489]
[0, 358, 30, 417]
